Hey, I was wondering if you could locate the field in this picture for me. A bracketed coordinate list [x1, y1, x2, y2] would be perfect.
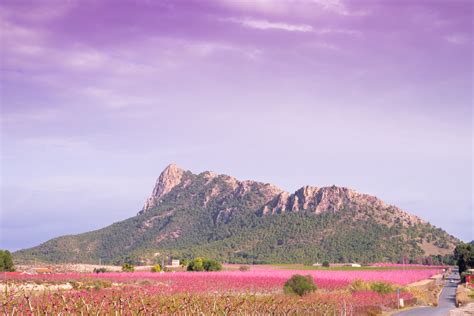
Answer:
[0, 265, 446, 315]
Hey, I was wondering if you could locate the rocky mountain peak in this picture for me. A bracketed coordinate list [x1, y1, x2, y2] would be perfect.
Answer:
[260, 184, 425, 226]
[140, 163, 185, 213]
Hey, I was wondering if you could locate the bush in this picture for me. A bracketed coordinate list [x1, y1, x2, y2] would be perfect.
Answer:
[349, 279, 371, 292]
[0, 250, 15, 272]
[203, 259, 222, 271]
[187, 258, 222, 272]
[121, 263, 135, 272]
[370, 281, 395, 294]
[93, 267, 108, 273]
[322, 261, 330, 267]
[283, 274, 317, 296]
[350, 280, 395, 294]
[151, 264, 162, 272]
[180, 259, 189, 268]
[93, 280, 112, 290]
[239, 265, 250, 272]
[187, 258, 204, 271]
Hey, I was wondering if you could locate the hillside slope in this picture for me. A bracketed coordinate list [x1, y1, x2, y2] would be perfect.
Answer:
[14, 164, 459, 264]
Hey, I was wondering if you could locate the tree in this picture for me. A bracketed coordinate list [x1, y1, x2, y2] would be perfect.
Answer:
[151, 264, 161, 272]
[121, 263, 135, 272]
[0, 250, 15, 272]
[454, 243, 474, 274]
[203, 259, 222, 271]
[322, 260, 330, 267]
[187, 257, 204, 271]
[283, 274, 317, 296]
[187, 258, 222, 272]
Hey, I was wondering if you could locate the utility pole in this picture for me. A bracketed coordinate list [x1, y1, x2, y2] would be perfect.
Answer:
[397, 288, 400, 309]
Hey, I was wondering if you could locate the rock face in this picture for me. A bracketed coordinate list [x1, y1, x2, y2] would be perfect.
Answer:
[140, 164, 283, 216]
[260, 185, 423, 226]
[142, 164, 423, 227]
[141, 163, 185, 213]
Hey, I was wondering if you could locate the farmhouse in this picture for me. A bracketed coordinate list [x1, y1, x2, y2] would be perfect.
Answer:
[166, 259, 180, 268]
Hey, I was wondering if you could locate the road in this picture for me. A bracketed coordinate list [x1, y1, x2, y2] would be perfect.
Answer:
[393, 268, 460, 316]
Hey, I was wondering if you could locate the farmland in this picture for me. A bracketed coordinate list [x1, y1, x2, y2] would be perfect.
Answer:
[1, 265, 446, 315]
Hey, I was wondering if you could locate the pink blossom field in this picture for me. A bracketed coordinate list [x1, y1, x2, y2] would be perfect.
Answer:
[2, 267, 443, 293]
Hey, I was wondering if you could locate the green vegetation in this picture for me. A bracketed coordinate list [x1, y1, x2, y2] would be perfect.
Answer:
[151, 264, 162, 272]
[322, 261, 330, 267]
[283, 274, 317, 296]
[187, 258, 222, 272]
[70, 279, 112, 290]
[93, 267, 108, 273]
[12, 170, 459, 265]
[454, 242, 474, 274]
[0, 250, 15, 272]
[187, 258, 204, 271]
[121, 263, 135, 272]
[349, 280, 395, 294]
[370, 281, 395, 294]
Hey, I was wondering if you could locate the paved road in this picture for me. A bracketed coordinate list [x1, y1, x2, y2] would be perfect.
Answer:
[393, 268, 460, 316]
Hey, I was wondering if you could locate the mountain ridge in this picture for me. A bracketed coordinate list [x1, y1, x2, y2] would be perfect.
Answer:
[14, 164, 458, 264]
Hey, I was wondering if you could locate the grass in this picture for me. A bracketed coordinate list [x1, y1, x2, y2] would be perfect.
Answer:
[468, 288, 474, 299]
[455, 285, 474, 306]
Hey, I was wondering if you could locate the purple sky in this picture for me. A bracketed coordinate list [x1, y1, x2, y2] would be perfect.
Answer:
[1, 0, 472, 251]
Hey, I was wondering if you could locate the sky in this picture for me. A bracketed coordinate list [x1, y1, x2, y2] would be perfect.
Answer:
[1, 0, 472, 251]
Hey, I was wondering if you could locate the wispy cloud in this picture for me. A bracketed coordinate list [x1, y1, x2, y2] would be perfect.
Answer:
[444, 33, 470, 45]
[312, 0, 368, 16]
[223, 17, 361, 36]
[217, 0, 369, 17]
[225, 17, 313, 32]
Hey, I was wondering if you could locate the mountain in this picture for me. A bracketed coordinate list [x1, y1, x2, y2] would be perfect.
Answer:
[14, 164, 459, 264]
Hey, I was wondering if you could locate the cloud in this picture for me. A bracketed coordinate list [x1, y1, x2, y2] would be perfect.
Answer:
[217, 0, 369, 17]
[317, 28, 361, 36]
[223, 17, 361, 36]
[444, 34, 470, 45]
[225, 17, 313, 32]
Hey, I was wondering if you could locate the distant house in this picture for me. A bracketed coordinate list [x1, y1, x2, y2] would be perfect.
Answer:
[343, 263, 361, 268]
[166, 259, 180, 267]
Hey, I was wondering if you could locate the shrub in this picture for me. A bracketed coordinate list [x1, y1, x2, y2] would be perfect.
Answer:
[203, 259, 222, 271]
[187, 258, 204, 271]
[187, 258, 222, 272]
[180, 259, 189, 268]
[349, 279, 371, 292]
[322, 261, 330, 267]
[370, 281, 395, 294]
[93, 280, 112, 290]
[283, 274, 317, 296]
[151, 264, 162, 272]
[93, 267, 108, 273]
[121, 263, 135, 272]
[239, 265, 250, 272]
